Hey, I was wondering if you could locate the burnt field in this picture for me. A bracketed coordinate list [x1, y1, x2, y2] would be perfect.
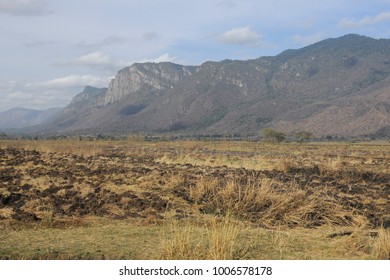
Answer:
[0, 139, 389, 259]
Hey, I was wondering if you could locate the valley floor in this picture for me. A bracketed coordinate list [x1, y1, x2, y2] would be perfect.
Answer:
[0, 139, 389, 259]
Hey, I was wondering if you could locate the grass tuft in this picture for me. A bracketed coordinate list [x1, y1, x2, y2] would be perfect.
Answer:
[374, 227, 390, 260]
[160, 216, 249, 260]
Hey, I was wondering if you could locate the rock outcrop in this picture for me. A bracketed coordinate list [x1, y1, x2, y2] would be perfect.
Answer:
[103, 62, 197, 105]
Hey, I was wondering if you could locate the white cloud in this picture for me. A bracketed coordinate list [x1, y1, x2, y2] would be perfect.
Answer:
[1, 82, 60, 111]
[0, 0, 50, 16]
[30, 75, 111, 89]
[338, 12, 390, 28]
[219, 26, 260, 45]
[293, 33, 324, 46]
[56, 52, 125, 69]
[140, 53, 176, 63]
[71, 52, 114, 67]
[0, 77, 105, 111]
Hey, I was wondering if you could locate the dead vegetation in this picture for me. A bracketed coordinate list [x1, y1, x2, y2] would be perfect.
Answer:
[188, 177, 369, 228]
[0, 139, 389, 259]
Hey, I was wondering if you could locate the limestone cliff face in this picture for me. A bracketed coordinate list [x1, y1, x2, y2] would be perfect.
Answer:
[62, 86, 107, 116]
[49, 63, 198, 133]
[103, 62, 197, 105]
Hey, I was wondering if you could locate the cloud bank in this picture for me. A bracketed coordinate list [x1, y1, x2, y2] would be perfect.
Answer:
[219, 26, 260, 45]
[338, 12, 390, 28]
[67, 52, 115, 68]
[30, 75, 111, 89]
[0, 0, 50, 16]
[140, 53, 176, 63]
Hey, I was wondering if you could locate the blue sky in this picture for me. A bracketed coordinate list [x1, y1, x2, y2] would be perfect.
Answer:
[1, 0, 390, 111]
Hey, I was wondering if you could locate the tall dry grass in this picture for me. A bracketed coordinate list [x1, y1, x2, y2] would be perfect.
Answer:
[0, 139, 112, 156]
[160, 216, 249, 260]
[374, 227, 390, 260]
[188, 177, 367, 229]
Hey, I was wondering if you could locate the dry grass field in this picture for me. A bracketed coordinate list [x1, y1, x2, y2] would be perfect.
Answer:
[0, 138, 389, 259]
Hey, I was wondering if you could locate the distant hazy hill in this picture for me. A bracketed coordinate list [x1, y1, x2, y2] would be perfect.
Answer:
[40, 34, 390, 137]
[0, 107, 63, 129]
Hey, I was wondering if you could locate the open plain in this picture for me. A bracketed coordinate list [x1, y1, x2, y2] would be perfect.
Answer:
[0, 139, 389, 259]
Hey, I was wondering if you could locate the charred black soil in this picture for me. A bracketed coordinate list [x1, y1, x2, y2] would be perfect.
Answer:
[0, 144, 389, 228]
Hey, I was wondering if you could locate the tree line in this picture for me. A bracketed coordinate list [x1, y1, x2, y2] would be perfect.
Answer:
[260, 128, 312, 143]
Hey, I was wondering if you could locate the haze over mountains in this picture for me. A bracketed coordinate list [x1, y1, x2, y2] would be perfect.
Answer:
[2, 34, 390, 138]
[0, 107, 62, 130]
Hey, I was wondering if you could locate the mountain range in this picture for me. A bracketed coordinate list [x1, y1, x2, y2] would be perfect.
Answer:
[0, 107, 62, 130]
[2, 34, 390, 138]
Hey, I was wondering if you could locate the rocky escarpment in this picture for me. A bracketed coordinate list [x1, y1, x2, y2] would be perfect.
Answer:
[62, 86, 107, 115]
[103, 62, 198, 105]
[46, 62, 197, 133]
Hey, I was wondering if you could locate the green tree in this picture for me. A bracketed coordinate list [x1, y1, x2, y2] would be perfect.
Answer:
[296, 131, 312, 144]
[261, 128, 286, 143]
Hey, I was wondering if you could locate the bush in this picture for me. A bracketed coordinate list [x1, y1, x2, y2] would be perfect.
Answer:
[296, 131, 312, 143]
[261, 128, 286, 143]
